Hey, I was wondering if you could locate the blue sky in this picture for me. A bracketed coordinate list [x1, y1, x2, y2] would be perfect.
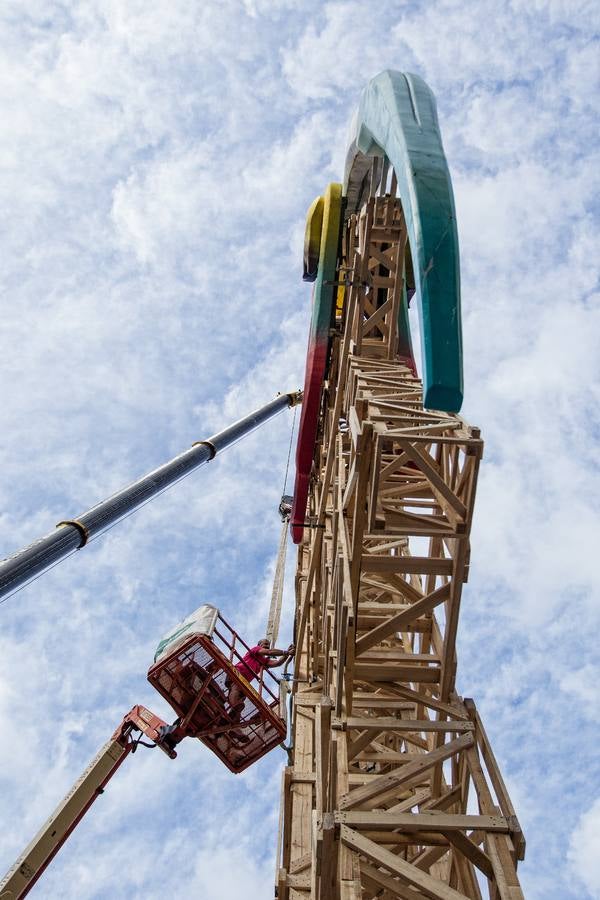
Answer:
[1, 1, 599, 897]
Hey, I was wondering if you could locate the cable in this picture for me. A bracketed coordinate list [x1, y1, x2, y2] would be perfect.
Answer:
[281, 402, 297, 498]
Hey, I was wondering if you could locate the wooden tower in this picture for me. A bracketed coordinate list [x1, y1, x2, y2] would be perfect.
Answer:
[275, 193, 526, 899]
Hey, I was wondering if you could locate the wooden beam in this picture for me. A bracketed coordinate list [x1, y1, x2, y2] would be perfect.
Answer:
[361, 861, 427, 899]
[339, 734, 473, 810]
[316, 697, 332, 815]
[316, 812, 337, 899]
[445, 830, 493, 880]
[396, 440, 467, 524]
[335, 812, 509, 833]
[343, 718, 473, 734]
[398, 686, 467, 720]
[355, 582, 450, 655]
[463, 698, 525, 860]
[362, 555, 454, 576]
[340, 827, 471, 900]
[353, 663, 440, 683]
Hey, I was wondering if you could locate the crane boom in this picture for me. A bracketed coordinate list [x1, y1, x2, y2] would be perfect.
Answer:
[0, 706, 175, 900]
[0, 390, 301, 603]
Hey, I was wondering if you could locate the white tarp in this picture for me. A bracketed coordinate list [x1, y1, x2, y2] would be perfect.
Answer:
[153, 604, 219, 663]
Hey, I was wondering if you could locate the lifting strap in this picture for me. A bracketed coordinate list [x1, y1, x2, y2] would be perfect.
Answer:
[266, 515, 288, 648]
[265, 401, 297, 647]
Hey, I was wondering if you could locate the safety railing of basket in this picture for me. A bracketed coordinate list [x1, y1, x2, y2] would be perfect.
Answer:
[212, 611, 281, 709]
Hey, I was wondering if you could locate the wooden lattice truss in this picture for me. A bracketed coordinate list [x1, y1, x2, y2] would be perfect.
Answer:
[276, 197, 526, 900]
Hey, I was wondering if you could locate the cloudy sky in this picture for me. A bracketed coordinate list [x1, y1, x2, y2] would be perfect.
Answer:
[0, 1, 598, 897]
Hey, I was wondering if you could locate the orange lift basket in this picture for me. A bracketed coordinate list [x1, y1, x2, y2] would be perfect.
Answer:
[147, 605, 287, 773]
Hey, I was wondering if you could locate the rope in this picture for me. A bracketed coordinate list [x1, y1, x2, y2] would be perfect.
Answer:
[265, 405, 297, 646]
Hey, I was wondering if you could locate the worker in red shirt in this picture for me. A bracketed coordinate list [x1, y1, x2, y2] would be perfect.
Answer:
[228, 638, 293, 717]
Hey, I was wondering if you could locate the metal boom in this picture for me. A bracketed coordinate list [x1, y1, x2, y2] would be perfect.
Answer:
[0, 391, 301, 602]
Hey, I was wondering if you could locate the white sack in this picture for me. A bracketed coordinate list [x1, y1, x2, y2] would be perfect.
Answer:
[153, 604, 219, 663]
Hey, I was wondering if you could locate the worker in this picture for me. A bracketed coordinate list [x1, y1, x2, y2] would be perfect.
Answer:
[227, 639, 294, 718]
[212, 640, 293, 767]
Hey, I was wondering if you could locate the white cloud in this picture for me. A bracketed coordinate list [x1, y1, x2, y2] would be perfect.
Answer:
[568, 797, 600, 898]
[559, 666, 600, 722]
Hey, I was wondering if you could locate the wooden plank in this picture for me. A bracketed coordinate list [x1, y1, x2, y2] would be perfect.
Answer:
[335, 602, 348, 716]
[361, 861, 427, 899]
[350, 421, 374, 606]
[421, 785, 463, 814]
[336, 811, 509, 833]
[356, 751, 428, 764]
[353, 664, 440, 683]
[294, 695, 323, 707]
[439, 540, 470, 700]
[396, 440, 467, 522]
[445, 831, 493, 880]
[361, 574, 424, 603]
[336, 725, 352, 883]
[362, 555, 454, 575]
[351, 696, 416, 710]
[450, 845, 484, 900]
[277, 767, 293, 882]
[348, 728, 382, 761]
[315, 697, 332, 815]
[348, 651, 439, 663]
[385, 787, 432, 813]
[286, 872, 311, 890]
[355, 582, 450, 655]
[328, 737, 338, 811]
[360, 832, 449, 846]
[368, 245, 397, 270]
[463, 698, 525, 860]
[375, 684, 469, 721]
[340, 827, 471, 900]
[379, 509, 457, 537]
[290, 853, 312, 874]
[484, 834, 526, 900]
[411, 845, 451, 873]
[340, 880, 363, 900]
[386, 226, 406, 360]
[289, 700, 314, 866]
[316, 812, 337, 899]
[367, 434, 383, 531]
[338, 734, 473, 810]
[277, 868, 289, 900]
[344, 718, 473, 733]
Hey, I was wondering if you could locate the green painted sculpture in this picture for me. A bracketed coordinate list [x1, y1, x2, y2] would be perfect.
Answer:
[345, 70, 463, 413]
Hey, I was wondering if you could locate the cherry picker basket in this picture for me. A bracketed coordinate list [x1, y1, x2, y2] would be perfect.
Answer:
[147, 605, 286, 773]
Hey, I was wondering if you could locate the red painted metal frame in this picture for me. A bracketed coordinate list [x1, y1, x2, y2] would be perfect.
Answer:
[291, 184, 343, 544]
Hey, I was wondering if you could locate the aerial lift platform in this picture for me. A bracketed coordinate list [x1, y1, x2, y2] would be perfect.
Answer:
[1, 606, 288, 899]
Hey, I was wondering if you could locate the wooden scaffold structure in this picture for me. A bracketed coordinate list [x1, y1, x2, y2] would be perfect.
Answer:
[276, 192, 526, 900]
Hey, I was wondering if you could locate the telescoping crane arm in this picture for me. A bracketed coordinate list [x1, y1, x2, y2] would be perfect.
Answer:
[0, 390, 302, 603]
[0, 706, 176, 900]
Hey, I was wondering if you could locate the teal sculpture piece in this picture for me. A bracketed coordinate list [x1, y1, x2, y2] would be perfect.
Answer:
[345, 70, 463, 413]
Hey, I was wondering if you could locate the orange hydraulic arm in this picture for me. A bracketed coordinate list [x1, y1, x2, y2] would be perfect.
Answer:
[0, 706, 177, 900]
